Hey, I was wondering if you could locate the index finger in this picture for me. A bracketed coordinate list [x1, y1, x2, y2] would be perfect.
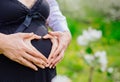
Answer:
[48, 37, 58, 60]
[24, 43, 48, 62]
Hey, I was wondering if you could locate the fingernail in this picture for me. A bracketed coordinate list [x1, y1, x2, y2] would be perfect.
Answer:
[42, 66, 45, 69]
[50, 65, 52, 69]
[35, 68, 38, 71]
[46, 64, 49, 67]
[53, 65, 56, 69]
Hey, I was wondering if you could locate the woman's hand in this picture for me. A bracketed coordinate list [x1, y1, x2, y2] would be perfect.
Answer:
[0, 33, 48, 71]
[43, 31, 71, 68]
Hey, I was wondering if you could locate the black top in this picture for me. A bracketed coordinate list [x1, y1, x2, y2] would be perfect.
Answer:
[0, 0, 56, 82]
[0, 0, 49, 34]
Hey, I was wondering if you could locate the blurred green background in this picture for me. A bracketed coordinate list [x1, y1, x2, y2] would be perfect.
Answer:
[56, 0, 120, 82]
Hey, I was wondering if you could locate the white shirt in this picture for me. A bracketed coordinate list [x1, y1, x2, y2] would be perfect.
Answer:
[47, 0, 69, 32]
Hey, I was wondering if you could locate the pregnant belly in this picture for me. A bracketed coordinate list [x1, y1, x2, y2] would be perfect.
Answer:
[0, 20, 52, 67]
[0, 20, 52, 81]
[22, 20, 52, 58]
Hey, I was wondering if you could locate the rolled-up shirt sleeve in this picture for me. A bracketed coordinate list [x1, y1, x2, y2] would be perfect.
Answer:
[47, 0, 69, 32]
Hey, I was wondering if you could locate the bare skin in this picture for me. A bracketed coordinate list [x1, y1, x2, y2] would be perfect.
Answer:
[0, 0, 71, 70]
[19, 0, 71, 68]
[18, 0, 37, 9]
[17, 0, 72, 68]
[0, 33, 48, 71]
[44, 31, 71, 68]
[0, 31, 71, 70]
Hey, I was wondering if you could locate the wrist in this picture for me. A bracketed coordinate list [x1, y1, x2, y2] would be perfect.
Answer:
[0, 33, 7, 54]
[62, 31, 72, 46]
[64, 31, 72, 40]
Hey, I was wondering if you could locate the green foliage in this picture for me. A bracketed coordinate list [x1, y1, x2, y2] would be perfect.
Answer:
[67, 17, 82, 36]
[57, 37, 120, 82]
[56, 18, 120, 82]
[57, 1, 120, 81]
[67, 17, 120, 41]
[99, 21, 120, 41]
[86, 47, 93, 54]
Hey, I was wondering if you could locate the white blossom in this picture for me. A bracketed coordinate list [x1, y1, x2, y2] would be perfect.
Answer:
[77, 35, 89, 46]
[84, 55, 95, 64]
[95, 51, 107, 72]
[82, 27, 102, 42]
[87, 27, 102, 41]
[82, 30, 92, 41]
[77, 27, 102, 46]
[52, 75, 71, 82]
[107, 67, 114, 74]
[101, 64, 107, 72]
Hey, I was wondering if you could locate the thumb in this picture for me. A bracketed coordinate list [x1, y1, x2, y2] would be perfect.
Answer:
[28, 34, 41, 41]
[43, 34, 53, 39]
[18, 32, 34, 39]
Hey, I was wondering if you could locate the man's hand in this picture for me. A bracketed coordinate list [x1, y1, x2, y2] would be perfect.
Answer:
[43, 31, 71, 68]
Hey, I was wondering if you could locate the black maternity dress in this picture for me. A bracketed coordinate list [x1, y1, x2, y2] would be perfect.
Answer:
[0, 0, 56, 82]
